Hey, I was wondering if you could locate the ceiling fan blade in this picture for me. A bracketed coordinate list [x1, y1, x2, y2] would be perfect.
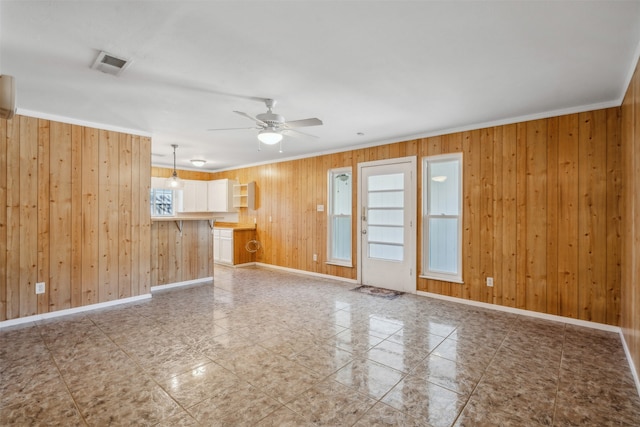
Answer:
[284, 118, 323, 128]
[234, 110, 267, 126]
[283, 128, 319, 139]
[207, 126, 255, 131]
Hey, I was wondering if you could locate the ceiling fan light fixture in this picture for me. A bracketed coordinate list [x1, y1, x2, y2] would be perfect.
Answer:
[257, 128, 283, 145]
[190, 159, 206, 167]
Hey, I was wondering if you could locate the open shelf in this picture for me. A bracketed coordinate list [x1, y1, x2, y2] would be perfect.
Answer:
[232, 181, 255, 209]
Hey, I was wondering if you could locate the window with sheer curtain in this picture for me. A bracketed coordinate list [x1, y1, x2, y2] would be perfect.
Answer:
[422, 153, 463, 283]
[328, 168, 352, 266]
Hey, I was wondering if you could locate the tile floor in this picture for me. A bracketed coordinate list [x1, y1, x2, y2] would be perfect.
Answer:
[2, 266, 640, 426]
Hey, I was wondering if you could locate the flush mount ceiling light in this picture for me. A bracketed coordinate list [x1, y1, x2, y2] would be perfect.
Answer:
[166, 144, 184, 189]
[190, 159, 206, 167]
[257, 127, 283, 145]
[431, 175, 447, 182]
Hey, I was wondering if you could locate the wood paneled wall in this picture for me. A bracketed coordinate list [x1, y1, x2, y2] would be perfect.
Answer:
[0, 115, 151, 321]
[150, 220, 214, 286]
[621, 61, 640, 382]
[191, 108, 622, 325]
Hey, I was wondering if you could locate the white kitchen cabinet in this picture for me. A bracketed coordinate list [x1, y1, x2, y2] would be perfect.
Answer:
[150, 177, 166, 189]
[207, 179, 238, 212]
[178, 180, 209, 213]
[213, 228, 234, 265]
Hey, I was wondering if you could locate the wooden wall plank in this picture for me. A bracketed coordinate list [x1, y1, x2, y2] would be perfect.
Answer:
[6, 117, 20, 319]
[0, 118, 7, 321]
[139, 137, 152, 294]
[492, 126, 503, 305]
[515, 123, 527, 309]
[118, 134, 133, 299]
[173, 220, 184, 283]
[19, 116, 38, 317]
[70, 124, 83, 308]
[150, 221, 159, 287]
[578, 111, 608, 323]
[525, 119, 548, 313]
[606, 108, 622, 326]
[501, 124, 518, 307]
[546, 117, 559, 315]
[461, 131, 473, 300]
[130, 136, 141, 296]
[82, 128, 99, 305]
[479, 128, 494, 304]
[49, 121, 72, 312]
[37, 120, 50, 315]
[557, 114, 580, 319]
[197, 221, 209, 278]
[98, 130, 119, 302]
[467, 130, 482, 301]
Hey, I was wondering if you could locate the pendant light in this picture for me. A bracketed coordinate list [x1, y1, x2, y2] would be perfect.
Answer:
[166, 144, 184, 189]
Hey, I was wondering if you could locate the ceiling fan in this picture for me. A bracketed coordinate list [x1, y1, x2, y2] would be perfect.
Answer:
[209, 98, 323, 150]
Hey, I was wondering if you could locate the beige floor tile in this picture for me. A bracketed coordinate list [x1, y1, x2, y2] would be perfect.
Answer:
[354, 402, 429, 427]
[331, 357, 405, 399]
[285, 378, 377, 425]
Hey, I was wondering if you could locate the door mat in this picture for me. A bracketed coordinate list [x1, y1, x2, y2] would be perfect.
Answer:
[351, 285, 404, 300]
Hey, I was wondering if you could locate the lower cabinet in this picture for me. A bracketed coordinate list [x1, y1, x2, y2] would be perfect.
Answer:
[213, 228, 233, 265]
[213, 227, 256, 266]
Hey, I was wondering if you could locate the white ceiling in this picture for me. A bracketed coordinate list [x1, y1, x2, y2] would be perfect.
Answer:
[2, 1, 640, 171]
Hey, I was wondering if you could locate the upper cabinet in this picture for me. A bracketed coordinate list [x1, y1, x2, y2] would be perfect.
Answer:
[150, 176, 166, 189]
[208, 179, 238, 212]
[150, 177, 239, 213]
[179, 180, 208, 212]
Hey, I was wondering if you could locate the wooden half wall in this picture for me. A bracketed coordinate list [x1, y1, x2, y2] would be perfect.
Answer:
[0, 115, 151, 321]
[621, 61, 640, 383]
[203, 107, 622, 325]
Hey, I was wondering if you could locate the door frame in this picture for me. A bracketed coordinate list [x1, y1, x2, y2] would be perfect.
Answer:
[356, 155, 417, 293]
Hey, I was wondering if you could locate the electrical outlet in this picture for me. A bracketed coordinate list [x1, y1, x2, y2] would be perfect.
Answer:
[313, 254, 318, 261]
[486, 277, 494, 287]
[35, 282, 45, 294]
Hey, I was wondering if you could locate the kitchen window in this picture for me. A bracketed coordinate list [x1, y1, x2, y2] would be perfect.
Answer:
[150, 188, 175, 217]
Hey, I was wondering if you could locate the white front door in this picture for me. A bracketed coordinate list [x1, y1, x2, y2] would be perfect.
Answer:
[358, 157, 416, 293]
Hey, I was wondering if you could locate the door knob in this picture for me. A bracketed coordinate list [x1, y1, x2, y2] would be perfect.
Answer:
[362, 229, 367, 234]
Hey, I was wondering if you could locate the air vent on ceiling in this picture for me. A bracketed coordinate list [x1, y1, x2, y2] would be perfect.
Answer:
[91, 51, 131, 76]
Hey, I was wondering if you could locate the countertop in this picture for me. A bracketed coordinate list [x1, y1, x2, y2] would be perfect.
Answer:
[214, 222, 257, 231]
[151, 215, 223, 222]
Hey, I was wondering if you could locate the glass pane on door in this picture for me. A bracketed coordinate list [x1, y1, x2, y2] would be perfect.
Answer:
[366, 173, 405, 262]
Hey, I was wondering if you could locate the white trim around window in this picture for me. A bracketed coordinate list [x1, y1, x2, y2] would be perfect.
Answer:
[421, 153, 463, 283]
[327, 167, 353, 267]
